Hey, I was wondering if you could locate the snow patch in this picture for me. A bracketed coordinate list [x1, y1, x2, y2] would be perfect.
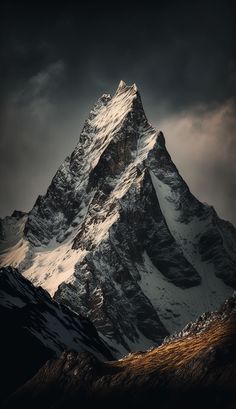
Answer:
[137, 251, 232, 333]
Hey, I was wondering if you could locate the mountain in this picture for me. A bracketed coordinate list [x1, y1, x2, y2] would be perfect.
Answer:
[4, 293, 236, 409]
[0, 266, 113, 402]
[0, 80, 236, 355]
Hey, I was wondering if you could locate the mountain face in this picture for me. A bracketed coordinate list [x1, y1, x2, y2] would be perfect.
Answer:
[0, 266, 113, 401]
[0, 80, 236, 355]
[4, 294, 236, 409]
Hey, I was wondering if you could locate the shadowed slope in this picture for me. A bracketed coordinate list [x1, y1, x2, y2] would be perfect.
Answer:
[0, 267, 114, 402]
[5, 293, 236, 409]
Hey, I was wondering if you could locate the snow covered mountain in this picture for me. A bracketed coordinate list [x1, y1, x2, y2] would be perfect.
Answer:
[0, 266, 113, 401]
[0, 80, 236, 355]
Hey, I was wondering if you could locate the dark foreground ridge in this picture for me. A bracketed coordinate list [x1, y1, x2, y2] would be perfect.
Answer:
[0, 267, 114, 402]
[4, 293, 236, 409]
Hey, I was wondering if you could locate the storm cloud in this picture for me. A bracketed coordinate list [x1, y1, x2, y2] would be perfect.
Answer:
[0, 1, 235, 224]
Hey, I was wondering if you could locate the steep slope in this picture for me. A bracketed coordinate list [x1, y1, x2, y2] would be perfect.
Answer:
[5, 294, 236, 409]
[147, 135, 236, 287]
[0, 81, 235, 354]
[0, 266, 113, 401]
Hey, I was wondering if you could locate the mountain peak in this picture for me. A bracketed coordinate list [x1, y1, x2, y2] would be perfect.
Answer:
[156, 131, 166, 148]
[115, 80, 138, 96]
[117, 79, 127, 89]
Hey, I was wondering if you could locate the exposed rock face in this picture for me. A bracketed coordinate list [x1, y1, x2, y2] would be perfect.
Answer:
[0, 81, 235, 354]
[4, 294, 236, 409]
[0, 266, 113, 401]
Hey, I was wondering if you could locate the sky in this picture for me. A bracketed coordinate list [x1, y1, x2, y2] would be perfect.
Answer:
[0, 1, 236, 224]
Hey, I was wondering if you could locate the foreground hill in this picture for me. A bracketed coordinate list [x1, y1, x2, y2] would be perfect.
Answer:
[0, 267, 113, 402]
[4, 292, 236, 409]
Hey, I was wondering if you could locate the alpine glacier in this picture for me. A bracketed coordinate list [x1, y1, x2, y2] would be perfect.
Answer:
[0, 80, 236, 355]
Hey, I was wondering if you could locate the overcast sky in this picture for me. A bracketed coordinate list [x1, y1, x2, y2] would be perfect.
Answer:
[1, 1, 236, 224]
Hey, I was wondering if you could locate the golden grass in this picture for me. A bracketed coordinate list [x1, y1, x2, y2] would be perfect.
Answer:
[108, 315, 236, 379]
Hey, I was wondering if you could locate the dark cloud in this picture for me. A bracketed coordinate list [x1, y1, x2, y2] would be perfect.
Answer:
[0, 60, 86, 217]
[0, 1, 235, 224]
